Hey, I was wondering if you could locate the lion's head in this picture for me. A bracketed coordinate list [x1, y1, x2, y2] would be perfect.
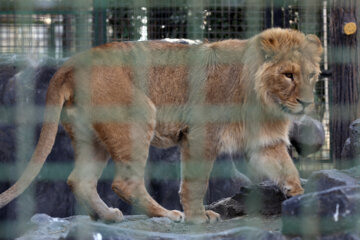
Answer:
[254, 28, 323, 116]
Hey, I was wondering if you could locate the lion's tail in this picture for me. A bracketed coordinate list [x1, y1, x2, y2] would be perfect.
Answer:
[0, 69, 68, 208]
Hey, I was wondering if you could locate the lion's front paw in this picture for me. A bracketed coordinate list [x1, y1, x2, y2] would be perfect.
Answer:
[285, 185, 304, 197]
[185, 210, 221, 224]
[206, 210, 221, 223]
[89, 207, 124, 223]
[106, 207, 124, 222]
[282, 177, 304, 197]
[166, 210, 184, 222]
[93, 207, 124, 223]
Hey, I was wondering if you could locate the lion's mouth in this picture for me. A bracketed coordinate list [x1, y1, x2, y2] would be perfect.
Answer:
[279, 104, 292, 114]
[272, 96, 304, 115]
[280, 104, 305, 115]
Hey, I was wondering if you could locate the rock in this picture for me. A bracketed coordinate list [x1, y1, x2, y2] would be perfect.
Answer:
[289, 233, 360, 240]
[207, 153, 252, 203]
[146, 146, 183, 211]
[206, 180, 287, 219]
[283, 167, 360, 238]
[33, 62, 60, 105]
[342, 165, 360, 180]
[18, 213, 285, 240]
[305, 169, 359, 193]
[0, 75, 16, 106]
[0, 127, 16, 164]
[342, 138, 354, 160]
[319, 233, 360, 240]
[342, 119, 360, 163]
[0, 61, 18, 106]
[289, 115, 325, 157]
[34, 182, 76, 218]
[289, 116, 325, 157]
[206, 194, 246, 219]
[282, 186, 360, 237]
[250, 181, 288, 216]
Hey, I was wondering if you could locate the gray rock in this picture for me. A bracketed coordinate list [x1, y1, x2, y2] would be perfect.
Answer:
[342, 165, 360, 180]
[35, 182, 76, 218]
[319, 233, 360, 240]
[305, 169, 359, 193]
[342, 138, 354, 160]
[284, 167, 360, 238]
[206, 197, 246, 219]
[250, 181, 288, 216]
[289, 115, 325, 157]
[207, 153, 252, 203]
[0, 62, 18, 106]
[18, 213, 285, 240]
[206, 180, 287, 219]
[282, 185, 360, 236]
[289, 233, 360, 240]
[342, 119, 360, 162]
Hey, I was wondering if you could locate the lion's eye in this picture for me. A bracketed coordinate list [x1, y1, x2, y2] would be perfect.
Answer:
[284, 73, 294, 80]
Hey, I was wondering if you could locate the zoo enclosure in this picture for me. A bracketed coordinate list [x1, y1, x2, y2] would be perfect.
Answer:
[0, 0, 359, 238]
[0, 0, 332, 162]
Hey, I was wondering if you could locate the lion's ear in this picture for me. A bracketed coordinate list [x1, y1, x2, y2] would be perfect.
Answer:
[305, 34, 323, 55]
[258, 33, 280, 60]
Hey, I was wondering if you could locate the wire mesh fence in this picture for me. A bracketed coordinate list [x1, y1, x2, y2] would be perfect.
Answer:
[0, 0, 359, 239]
[0, 2, 331, 160]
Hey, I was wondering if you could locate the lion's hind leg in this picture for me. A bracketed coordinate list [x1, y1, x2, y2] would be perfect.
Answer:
[94, 119, 184, 222]
[67, 141, 124, 222]
[112, 159, 184, 222]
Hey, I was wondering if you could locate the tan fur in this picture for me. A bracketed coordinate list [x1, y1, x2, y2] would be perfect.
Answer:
[0, 28, 322, 224]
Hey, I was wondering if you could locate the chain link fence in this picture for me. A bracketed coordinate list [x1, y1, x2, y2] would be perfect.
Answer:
[0, 0, 357, 239]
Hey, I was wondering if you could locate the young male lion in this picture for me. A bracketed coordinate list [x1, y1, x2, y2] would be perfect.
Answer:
[0, 28, 322, 224]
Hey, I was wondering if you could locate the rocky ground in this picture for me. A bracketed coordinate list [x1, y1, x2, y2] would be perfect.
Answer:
[16, 165, 360, 240]
[18, 214, 282, 240]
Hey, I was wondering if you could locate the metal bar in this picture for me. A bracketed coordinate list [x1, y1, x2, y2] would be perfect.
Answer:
[92, 0, 107, 46]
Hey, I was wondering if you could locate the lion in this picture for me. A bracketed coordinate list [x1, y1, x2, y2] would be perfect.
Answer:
[0, 28, 322, 224]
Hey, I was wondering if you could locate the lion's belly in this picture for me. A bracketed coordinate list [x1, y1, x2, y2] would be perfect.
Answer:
[150, 122, 187, 148]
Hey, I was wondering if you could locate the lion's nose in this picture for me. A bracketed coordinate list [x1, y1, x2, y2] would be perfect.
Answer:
[296, 98, 312, 108]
